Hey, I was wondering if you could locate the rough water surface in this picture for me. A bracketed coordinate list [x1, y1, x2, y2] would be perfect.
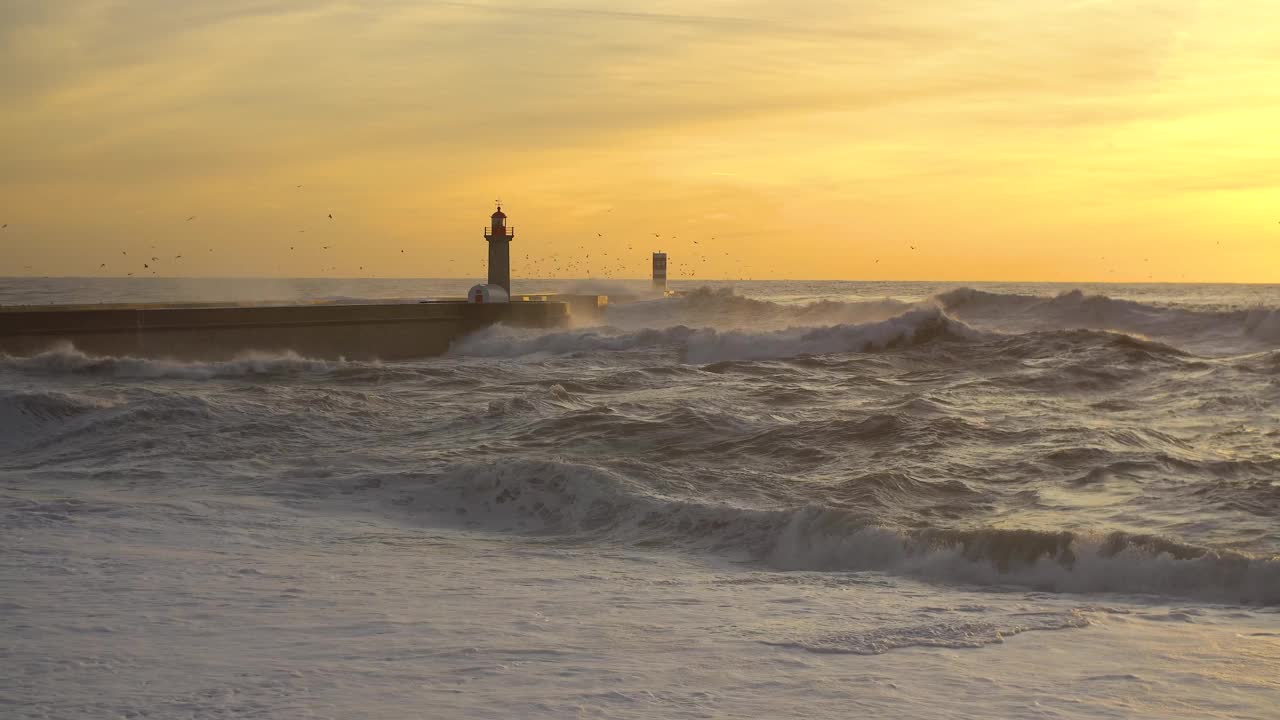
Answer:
[3, 278, 1279, 719]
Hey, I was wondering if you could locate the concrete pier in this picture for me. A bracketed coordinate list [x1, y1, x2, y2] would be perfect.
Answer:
[0, 300, 569, 361]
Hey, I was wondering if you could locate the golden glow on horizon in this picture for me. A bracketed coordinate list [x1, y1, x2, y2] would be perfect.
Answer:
[1, 0, 1278, 282]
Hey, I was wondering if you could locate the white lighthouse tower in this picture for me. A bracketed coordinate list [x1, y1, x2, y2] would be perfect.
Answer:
[483, 204, 513, 295]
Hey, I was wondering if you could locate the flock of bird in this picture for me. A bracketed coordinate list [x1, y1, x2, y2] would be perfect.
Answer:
[511, 233, 741, 281]
[1, 193, 772, 280]
[11, 204, 1242, 281]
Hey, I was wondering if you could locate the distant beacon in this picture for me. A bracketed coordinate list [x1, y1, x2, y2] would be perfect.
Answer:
[652, 252, 667, 291]
[483, 204, 514, 295]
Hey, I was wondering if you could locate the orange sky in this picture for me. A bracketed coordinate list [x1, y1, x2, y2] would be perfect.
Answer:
[1, 0, 1278, 282]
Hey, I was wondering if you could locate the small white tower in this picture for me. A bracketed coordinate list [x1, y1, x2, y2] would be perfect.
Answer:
[652, 252, 668, 291]
[484, 204, 514, 295]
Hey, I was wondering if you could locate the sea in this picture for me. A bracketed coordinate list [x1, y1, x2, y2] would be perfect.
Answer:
[3, 277, 1279, 719]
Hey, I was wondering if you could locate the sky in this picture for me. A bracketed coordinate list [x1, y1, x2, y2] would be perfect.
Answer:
[1, 0, 1278, 282]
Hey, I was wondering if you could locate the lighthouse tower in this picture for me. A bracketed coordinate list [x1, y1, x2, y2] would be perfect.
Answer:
[483, 204, 513, 295]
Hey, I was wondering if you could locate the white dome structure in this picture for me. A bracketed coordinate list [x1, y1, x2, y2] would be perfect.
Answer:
[467, 284, 509, 304]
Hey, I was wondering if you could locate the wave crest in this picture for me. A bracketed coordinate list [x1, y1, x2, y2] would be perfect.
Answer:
[452, 307, 981, 362]
[386, 460, 1280, 604]
[936, 287, 1280, 354]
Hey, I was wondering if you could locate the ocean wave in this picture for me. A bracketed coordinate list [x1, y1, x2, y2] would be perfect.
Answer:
[0, 390, 118, 450]
[0, 343, 361, 379]
[602, 285, 1280, 357]
[453, 285, 1275, 362]
[936, 287, 1280, 353]
[602, 287, 913, 331]
[385, 459, 1280, 604]
[452, 307, 982, 362]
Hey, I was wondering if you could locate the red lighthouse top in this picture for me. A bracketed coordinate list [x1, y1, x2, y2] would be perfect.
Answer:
[485, 204, 511, 239]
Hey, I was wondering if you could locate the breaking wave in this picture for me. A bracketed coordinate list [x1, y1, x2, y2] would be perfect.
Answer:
[450, 285, 1279, 363]
[453, 307, 983, 362]
[380, 460, 1280, 605]
[602, 286, 913, 331]
[936, 287, 1280, 353]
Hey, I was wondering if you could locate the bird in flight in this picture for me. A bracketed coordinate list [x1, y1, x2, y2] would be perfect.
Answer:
[186, 216, 196, 221]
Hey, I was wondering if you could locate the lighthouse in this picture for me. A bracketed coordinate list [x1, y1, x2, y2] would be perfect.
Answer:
[483, 204, 513, 295]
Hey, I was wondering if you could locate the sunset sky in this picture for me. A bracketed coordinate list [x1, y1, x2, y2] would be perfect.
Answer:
[2, 0, 1278, 282]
